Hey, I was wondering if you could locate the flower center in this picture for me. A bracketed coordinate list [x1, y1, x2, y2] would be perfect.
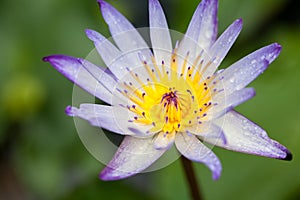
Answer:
[118, 48, 221, 135]
[161, 91, 180, 124]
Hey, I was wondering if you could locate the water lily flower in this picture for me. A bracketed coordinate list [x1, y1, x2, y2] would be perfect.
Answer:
[43, 0, 292, 181]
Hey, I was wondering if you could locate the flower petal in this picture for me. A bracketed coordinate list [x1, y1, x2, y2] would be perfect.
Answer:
[85, 29, 124, 80]
[43, 55, 113, 104]
[177, 2, 204, 66]
[149, 0, 172, 65]
[186, 122, 227, 145]
[86, 29, 150, 91]
[78, 58, 117, 92]
[66, 104, 153, 137]
[177, 0, 218, 73]
[65, 104, 129, 135]
[207, 87, 256, 119]
[203, 19, 243, 78]
[213, 110, 292, 160]
[100, 136, 166, 180]
[153, 132, 175, 150]
[197, 0, 218, 50]
[175, 132, 222, 180]
[98, 0, 151, 60]
[218, 43, 282, 92]
[185, 0, 218, 50]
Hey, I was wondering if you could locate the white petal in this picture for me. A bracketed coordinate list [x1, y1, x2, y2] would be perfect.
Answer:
[66, 104, 153, 137]
[207, 87, 256, 119]
[197, 0, 218, 50]
[153, 132, 175, 150]
[85, 29, 124, 79]
[177, 0, 218, 74]
[186, 122, 227, 145]
[213, 110, 291, 160]
[218, 43, 282, 92]
[43, 55, 113, 104]
[185, 0, 218, 50]
[78, 58, 117, 93]
[85, 29, 142, 81]
[86, 29, 153, 102]
[66, 104, 129, 135]
[177, 1, 205, 66]
[149, 0, 172, 65]
[175, 133, 222, 180]
[100, 136, 166, 180]
[99, 0, 152, 61]
[203, 19, 243, 78]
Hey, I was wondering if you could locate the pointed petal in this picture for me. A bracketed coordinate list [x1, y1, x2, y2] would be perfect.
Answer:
[85, 29, 124, 79]
[219, 43, 282, 92]
[98, 0, 151, 59]
[177, 0, 218, 73]
[153, 132, 175, 150]
[43, 55, 113, 104]
[207, 87, 256, 119]
[185, 0, 218, 50]
[197, 0, 218, 50]
[66, 104, 153, 137]
[78, 58, 117, 92]
[186, 122, 227, 145]
[213, 110, 291, 160]
[149, 0, 172, 65]
[100, 136, 165, 180]
[185, 1, 205, 42]
[203, 19, 243, 78]
[65, 104, 126, 135]
[175, 133, 222, 180]
[85, 29, 134, 80]
[177, 0, 206, 64]
[85, 29, 150, 90]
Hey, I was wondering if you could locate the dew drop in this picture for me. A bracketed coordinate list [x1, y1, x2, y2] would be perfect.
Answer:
[251, 60, 257, 64]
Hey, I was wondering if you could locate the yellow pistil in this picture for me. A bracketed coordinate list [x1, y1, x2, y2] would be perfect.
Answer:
[120, 49, 217, 135]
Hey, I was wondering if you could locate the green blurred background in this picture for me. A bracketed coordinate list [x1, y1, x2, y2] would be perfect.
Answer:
[0, 0, 299, 199]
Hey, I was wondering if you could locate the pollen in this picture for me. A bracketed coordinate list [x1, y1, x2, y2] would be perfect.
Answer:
[119, 47, 219, 135]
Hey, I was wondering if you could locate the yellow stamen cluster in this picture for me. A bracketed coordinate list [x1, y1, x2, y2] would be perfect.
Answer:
[119, 49, 219, 136]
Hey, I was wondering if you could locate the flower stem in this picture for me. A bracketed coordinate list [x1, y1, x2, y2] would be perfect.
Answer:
[180, 156, 203, 200]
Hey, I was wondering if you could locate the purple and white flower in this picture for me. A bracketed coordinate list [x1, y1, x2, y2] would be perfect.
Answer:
[44, 0, 292, 181]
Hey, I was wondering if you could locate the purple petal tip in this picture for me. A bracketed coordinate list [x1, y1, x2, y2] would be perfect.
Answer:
[42, 56, 50, 62]
[85, 29, 104, 43]
[273, 42, 281, 48]
[283, 151, 293, 161]
[212, 167, 222, 180]
[43, 54, 74, 64]
[42, 55, 60, 65]
[97, 0, 106, 8]
[250, 88, 256, 97]
[237, 18, 243, 23]
[65, 105, 75, 116]
[274, 43, 282, 53]
[235, 18, 243, 29]
[213, 173, 221, 181]
[85, 29, 96, 42]
[99, 168, 126, 181]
